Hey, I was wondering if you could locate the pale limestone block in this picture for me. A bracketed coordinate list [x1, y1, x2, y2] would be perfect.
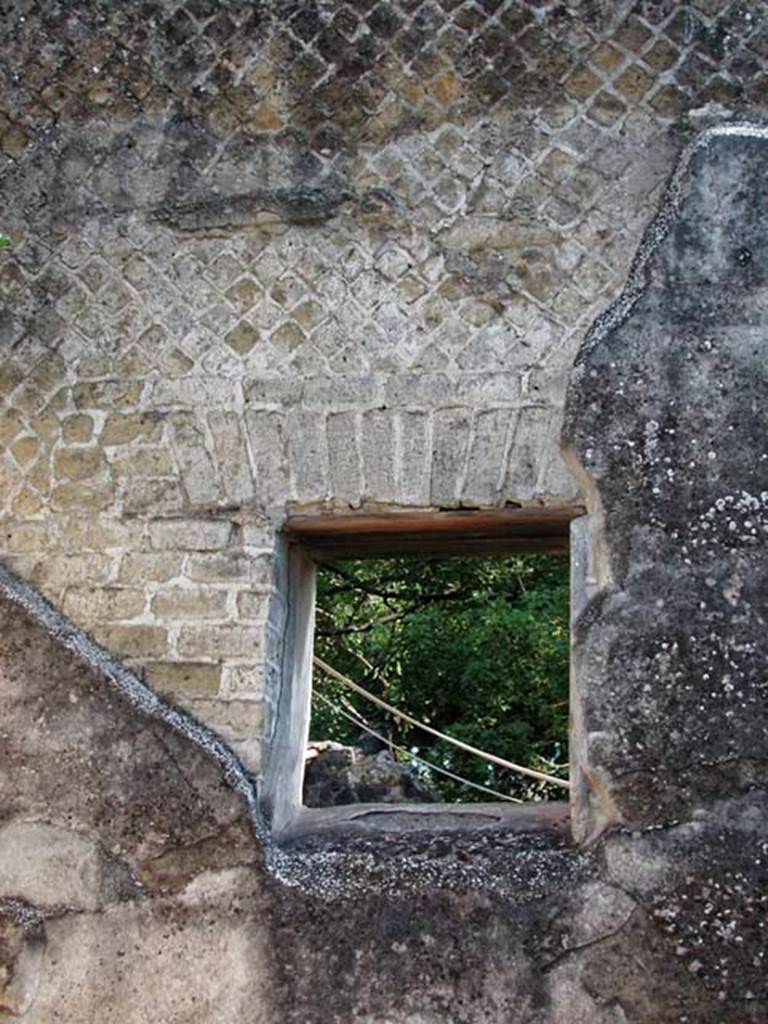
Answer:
[148, 518, 234, 552]
[301, 375, 381, 406]
[439, 215, 561, 252]
[537, 430, 580, 502]
[50, 481, 116, 514]
[170, 415, 219, 507]
[362, 409, 396, 502]
[208, 410, 254, 505]
[54, 515, 137, 554]
[151, 587, 229, 621]
[1, 521, 49, 552]
[286, 407, 327, 502]
[142, 661, 222, 698]
[454, 371, 523, 404]
[326, 411, 362, 505]
[33, 554, 114, 591]
[243, 409, 290, 508]
[63, 587, 146, 622]
[243, 377, 302, 406]
[185, 552, 271, 586]
[110, 446, 176, 480]
[504, 406, 554, 502]
[176, 624, 264, 660]
[385, 373, 457, 407]
[175, 697, 264, 745]
[431, 408, 471, 506]
[525, 364, 571, 406]
[462, 408, 516, 506]
[149, 377, 239, 409]
[398, 411, 430, 506]
[236, 591, 270, 620]
[121, 476, 184, 516]
[241, 521, 275, 549]
[220, 663, 265, 699]
[118, 552, 183, 584]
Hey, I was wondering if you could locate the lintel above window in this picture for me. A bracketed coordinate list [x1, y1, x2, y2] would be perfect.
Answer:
[282, 506, 583, 561]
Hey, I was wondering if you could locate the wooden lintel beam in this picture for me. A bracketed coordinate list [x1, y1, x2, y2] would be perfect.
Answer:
[283, 507, 585, 560]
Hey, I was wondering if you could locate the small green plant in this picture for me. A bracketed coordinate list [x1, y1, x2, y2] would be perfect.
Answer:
[0, 234, 11, 250]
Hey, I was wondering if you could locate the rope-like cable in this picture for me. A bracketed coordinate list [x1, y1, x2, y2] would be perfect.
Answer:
[312, 655, 570, 790]
[312, 688, 523, 803]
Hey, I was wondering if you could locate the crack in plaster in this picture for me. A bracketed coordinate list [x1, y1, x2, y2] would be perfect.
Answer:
[542, 903, 640, 975]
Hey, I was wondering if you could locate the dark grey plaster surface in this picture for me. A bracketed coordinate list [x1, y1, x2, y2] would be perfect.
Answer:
[563, 130, 768, 839]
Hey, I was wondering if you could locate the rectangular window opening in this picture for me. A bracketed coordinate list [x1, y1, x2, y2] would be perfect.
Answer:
[307, 551, 570, 810]
[262, 508, 584, 840]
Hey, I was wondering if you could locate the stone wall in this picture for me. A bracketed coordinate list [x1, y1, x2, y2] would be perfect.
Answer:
[3, 119, 768, 1021]
[2, 0, 766, 764]
[3, 2, 768, 1018]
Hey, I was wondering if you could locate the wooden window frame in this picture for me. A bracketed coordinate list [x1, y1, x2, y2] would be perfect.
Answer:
[260, 507, 585, 843]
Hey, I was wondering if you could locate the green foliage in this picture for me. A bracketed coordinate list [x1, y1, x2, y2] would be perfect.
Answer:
[0, 234, 11, 250]
[311, 553, 570, 802]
